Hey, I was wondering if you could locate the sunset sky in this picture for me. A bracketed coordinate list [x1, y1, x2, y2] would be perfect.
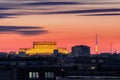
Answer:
[0, 0, 120, 54]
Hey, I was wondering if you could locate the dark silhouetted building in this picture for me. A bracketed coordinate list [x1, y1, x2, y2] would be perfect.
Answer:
[71, 45, 90, 57]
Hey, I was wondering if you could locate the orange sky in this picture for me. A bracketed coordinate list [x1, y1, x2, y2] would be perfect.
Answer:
[0, 0, 120, 53]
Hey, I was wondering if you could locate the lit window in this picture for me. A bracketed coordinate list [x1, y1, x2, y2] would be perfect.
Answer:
[45, 72, 54, 78]
[29, 72, 32, 79]
[90, 66, 96, 70]
[33, 72, 36, 78]
[29, 72, 39, 79]
[36, 72, 39, 78]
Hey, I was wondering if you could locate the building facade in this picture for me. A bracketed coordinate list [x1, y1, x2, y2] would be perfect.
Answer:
[72, 45, 90, 57]
[19, 41, 68, 55]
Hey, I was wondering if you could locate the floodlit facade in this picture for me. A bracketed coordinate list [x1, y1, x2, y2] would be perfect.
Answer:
[19, 41, 69, 55]
[58, 48, 69, 54]
[27, 42, 57, 55]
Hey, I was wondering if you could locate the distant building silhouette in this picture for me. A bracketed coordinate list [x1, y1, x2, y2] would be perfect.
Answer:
[0, 51, 120, 80]
[71, 45, 90, 57]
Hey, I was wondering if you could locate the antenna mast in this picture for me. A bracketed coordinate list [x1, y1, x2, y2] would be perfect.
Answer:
[95, 34, 98, 54]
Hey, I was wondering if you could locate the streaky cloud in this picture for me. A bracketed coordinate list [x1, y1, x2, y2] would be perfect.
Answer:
[24, 1, 80, 6]
[0, 14, 17, 19]
[0, 13, 14, 19]
[18, 30, 48, 36]
[0, 7, 15, 10]
[1, 8, 120, 19]
[0, 15, 11, 18]
[83, 13, 120, 16]
[41, 8, 120, 14]
[0, 26, 48, 36]
[0, 13, 29, 19]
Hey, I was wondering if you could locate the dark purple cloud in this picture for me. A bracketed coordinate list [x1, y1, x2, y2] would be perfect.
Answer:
[83, 13, 120, 16]
[24, 2, 80, 6]
[0, 26, 48, 36]
[0, 0, 120, 18]
[41, 8, 120, 14]
[0, 7, 16, 10]
[0, 13, 22, 18]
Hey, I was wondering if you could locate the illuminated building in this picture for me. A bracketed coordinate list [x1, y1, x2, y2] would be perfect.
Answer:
[57, 48, 69, 54]
[33, 42, 56, 49]
[19, 48, 28, 52]
[25, 41, 57, 55]
[19, 41, 68, 55]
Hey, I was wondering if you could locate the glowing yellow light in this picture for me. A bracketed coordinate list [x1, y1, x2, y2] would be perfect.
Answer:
[58, 48, 69, 54]
[19, 48, 28, 52]
[19, 41, 69, 55]
[24, 41, 57, 55]
[96, 45, 98, 54]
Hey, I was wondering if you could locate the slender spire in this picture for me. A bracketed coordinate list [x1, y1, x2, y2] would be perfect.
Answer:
[95, 34, 98, 54]
[110, 43, 113, 54]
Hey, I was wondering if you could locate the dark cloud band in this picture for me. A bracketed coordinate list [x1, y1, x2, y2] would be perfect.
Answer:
[83, 13, 120, 16]
[0, 26, 48, 36]
[0, 0, 120, 19]
[42, 8, 120, 14]
[24, 2, 80, 6]
[0, 7, 14, 10]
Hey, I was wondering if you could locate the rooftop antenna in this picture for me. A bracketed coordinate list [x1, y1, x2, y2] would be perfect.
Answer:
[110, 43, 113, 54]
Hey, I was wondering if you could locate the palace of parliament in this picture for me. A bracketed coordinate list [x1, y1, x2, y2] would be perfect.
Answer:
[19, 41, 69, 55]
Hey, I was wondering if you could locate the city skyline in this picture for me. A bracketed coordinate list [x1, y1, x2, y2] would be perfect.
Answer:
[0, 0, 120, 53]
